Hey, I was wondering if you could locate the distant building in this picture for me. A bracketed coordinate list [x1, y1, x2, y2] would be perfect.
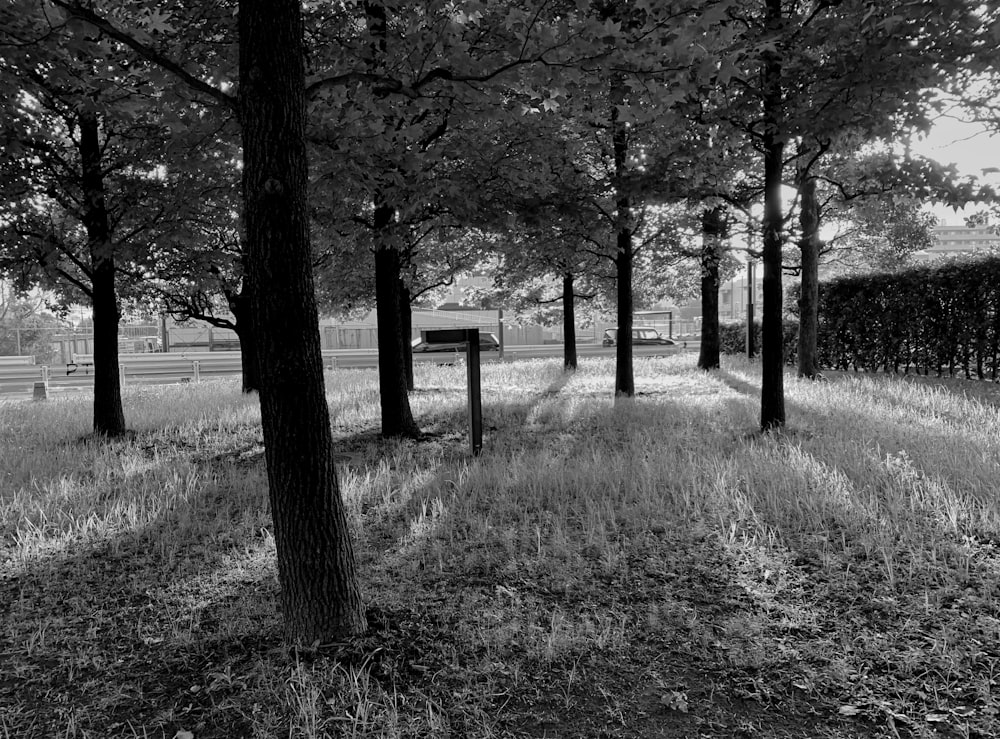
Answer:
[916, 223, 1000, 260]
[673, 274, 764, 326]
[718, 276, 764, 320]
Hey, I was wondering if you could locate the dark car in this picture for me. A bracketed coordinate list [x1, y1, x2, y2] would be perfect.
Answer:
[411, 331, 501, 353]
[602, 327, 676, 347]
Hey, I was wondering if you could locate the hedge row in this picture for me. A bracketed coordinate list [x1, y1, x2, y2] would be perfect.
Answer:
[816, 256, 1000, 379]
[719, 320, 799, 365]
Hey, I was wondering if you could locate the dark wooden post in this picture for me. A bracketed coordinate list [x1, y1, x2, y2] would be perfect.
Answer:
[465, 328, 482, 456]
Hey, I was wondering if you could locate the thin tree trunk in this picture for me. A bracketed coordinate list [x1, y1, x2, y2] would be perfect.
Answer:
[373, 204, 420, 438]
[79, 110, 126, 437]
[365, 0, 419, 436]
[611, 77, 633, 398]
[239, 0, 366, 643]
[797, 173, 820, 379]
[614, 235, 634, 397]
[562, 272, 577, 371]
[400, 281, 414, 391]
[760, 0, 786, 430]
[698, 206, 726, 371]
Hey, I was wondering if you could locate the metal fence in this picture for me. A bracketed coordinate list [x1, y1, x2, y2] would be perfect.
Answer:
[0, 325, 161, 364]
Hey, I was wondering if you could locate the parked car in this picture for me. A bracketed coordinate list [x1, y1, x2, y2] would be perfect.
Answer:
[411, 331, 501, 353]
[602, 327, 676, 347]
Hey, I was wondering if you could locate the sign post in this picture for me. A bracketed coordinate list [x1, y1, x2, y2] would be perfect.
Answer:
[465, 329, 482, 455]
[746, 261, 755, 359]
[424, 328, 483, 456]
[497, 307, 505, 362]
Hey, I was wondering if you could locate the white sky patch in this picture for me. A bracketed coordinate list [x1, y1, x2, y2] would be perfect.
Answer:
[910, 117, 1000, 224]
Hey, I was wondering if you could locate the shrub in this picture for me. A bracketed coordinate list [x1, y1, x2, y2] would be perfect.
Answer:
[816, 255, 1000, 379]
[719, 320, 798, 366]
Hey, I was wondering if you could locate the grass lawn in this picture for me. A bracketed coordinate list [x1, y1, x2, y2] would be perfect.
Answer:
[2, 355, 1000, 738]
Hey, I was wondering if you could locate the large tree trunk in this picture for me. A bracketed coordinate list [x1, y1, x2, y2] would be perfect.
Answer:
[239, 0, 366, 643]
[759, 0, 786, 430]
[797, 173, 820, 379]
[562, 272, 578, 371]
[79, 111, 126, 437]
[611, 78, 634, 398]
[230, 290, 260, 393]
[373, 204, 420, 438]
[698, 206, 726, 371]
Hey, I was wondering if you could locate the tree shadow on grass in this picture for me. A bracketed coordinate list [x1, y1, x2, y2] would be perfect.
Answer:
[11, 363, 997, 738]
[1, 385, 514, 738]
[708, 366, 1000, 736]
[348, 363, 1000, 737]
[346, 360, 818, 724]
[3, 420, 486, 738]
[361, 385, 868, 738]
[0, 419, 296, 738]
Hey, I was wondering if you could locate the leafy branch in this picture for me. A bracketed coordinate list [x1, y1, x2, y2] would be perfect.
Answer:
[47, 0, 237, 113]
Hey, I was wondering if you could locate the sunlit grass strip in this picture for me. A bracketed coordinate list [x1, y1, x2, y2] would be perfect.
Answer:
[0, 382, 263, 570]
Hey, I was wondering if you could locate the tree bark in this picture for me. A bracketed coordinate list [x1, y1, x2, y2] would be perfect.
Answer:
[373, 203, 420, 438]
[239, 0, 366, 643]
[797, 173, 820, 379]
[230, 289, 260, 393]
[698, 206, 726, 371]
[562, 272, 577, 371]
[79, 111, 126, 437]
[614, 233, 634, 397]
[400, 281, 414, 391]
[759, 0, 786, 430]
[611, 78, 633, 398]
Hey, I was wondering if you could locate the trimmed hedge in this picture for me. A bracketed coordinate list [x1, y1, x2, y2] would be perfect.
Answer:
[719, 320, 799, 366]
[816, 256, 1000, 379]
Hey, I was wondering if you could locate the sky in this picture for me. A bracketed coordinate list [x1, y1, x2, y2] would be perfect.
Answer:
[910, 117, 1000, 225]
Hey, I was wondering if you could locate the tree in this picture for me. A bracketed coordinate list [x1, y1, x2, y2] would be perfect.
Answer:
[48, 0, 367, 641]
[238, 0, 367, 640]
[791, 140, 988, 376]
[467, 117, 610, 372]
[562, 0, 739, 396]
[794, 162, 821, 378]
[697, 205, 728, 370]
[483, 223, 605, 372]
[703, 0, 994, 426]
[146, 165, 261, 393]
[307, 0, 577, 434]
[0, 6, 179, 435]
